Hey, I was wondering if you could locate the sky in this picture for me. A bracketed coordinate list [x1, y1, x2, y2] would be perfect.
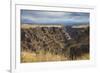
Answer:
[21, 10, 89, 25]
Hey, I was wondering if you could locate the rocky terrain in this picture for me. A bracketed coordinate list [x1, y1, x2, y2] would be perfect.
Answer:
[21, 24, 89, 62]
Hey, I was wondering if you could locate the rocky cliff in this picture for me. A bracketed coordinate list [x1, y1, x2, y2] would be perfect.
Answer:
[21, 24, 89, 60]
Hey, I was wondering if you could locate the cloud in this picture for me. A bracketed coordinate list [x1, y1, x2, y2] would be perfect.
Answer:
[21, 10, 89, 25]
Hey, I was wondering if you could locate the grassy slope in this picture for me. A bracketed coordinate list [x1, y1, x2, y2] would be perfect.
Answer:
[21, 51, 68, 63]
[21, 50, 89, 63]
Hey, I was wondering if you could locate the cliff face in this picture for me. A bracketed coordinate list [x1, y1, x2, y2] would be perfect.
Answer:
[21, 26, 71, 55]
[21, 24, 89, 61]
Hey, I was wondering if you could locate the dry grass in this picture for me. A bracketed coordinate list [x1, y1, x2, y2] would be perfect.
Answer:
[21, 51, 68, 63]
[76, 53, 89, 60]
[21, 51, 89, 63]
[21, 51, 90, 63]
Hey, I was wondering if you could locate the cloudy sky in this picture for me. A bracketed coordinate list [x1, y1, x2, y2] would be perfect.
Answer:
[21, 10, 89, 25]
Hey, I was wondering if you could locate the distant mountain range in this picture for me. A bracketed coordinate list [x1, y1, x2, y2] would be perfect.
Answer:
[21, 22, 89, 26]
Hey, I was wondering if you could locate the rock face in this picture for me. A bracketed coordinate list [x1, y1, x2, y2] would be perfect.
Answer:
[21, 25, 71, 55]
[21, 24, 89, 60]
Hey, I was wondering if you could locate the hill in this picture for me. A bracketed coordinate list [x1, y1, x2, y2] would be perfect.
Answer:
[21, 24, 89, 62]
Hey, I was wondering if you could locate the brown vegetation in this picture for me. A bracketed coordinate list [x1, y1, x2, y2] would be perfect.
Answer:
[21, 24, 89, 63]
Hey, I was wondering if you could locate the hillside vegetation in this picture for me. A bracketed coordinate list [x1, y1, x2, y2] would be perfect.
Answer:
[21, 24, 89, 63]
